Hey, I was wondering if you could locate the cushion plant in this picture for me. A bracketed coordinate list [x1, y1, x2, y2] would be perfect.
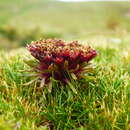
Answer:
[26, 39, 97, 91]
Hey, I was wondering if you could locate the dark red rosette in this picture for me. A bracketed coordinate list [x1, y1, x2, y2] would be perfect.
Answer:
[27, 39, 97, 84]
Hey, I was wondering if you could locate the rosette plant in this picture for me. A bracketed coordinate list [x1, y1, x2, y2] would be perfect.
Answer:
[26, 39, 97, 92]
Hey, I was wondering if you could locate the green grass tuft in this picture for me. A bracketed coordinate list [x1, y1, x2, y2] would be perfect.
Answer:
[0, 44, 129, 129]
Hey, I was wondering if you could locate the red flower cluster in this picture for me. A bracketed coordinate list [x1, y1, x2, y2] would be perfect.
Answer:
[27, 39, 97, 84]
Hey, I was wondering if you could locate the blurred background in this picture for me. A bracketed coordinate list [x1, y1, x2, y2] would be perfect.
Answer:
[0, 0, 130, 49]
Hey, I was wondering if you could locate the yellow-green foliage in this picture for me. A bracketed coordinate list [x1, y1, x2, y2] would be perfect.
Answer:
[0, 40, 129, 129]
[0, 0, 130, 129]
